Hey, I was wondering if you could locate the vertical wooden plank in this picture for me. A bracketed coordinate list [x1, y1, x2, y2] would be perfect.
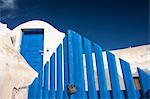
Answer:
[68, 30, 74, 99]
[33, 78, 39, 99]
[136, 90, 141, 98]
[28, 81, 33, 99]
[57, 44, 63, 99]
[94, 43, 110, 99]
[28, 84, 31, 98]
[50, 53, 56, 98]
[38, 70, 43, 99]
[67, 30, 74, 86]
[106, 51, 123, 99]
[120, 59, 137, 99]
[63, 36, 69, 99]
[70, 31, 87, 99]
[84, 38, 98, 99]
[28, 78, 38, 99]
[43, 62, 49, 99]
[39, 49, 44, 99]
[137, 68, 150, 98]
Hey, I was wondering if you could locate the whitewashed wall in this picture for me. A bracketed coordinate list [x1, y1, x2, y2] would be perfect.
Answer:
[11, 20, 65, 67]
[11, 20, 150, 75]
[0, 23, 38, 99]
[11, 20, 65, 91]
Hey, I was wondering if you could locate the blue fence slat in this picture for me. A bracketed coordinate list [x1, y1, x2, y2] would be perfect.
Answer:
[28, 30, 150, 99]
[84, 38, 98, 99]
[43, 62, 49, 99]
[33, 78, 39, 99]
[120, 59, 137, 99]
[49, 53, 56, 98]
[38, 70, 43, 99]
[106, 51, 123, 99]
[28, 78, 38, 99]
[57, 44, 63, 99]
[63, 36, 69, 99]
[137, 67, 150, 98]
[70, 31, 87, 99]
[94, 43, 110, 99]
[28, 80, 33, 98]
[136, 90, 141, 98]
[67, 30, 74, 84]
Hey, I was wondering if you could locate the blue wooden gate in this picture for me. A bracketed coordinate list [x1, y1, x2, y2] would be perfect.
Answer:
[28, 30, 150, 99]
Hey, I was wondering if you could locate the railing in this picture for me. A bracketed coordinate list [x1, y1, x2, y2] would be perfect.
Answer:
[28, 30, 150, 99]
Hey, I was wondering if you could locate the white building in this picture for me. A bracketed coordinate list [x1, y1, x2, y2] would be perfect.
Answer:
[0, 20, 149, 98]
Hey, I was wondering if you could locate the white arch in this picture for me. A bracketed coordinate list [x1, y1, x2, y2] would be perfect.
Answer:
[11, 20, 65, 65]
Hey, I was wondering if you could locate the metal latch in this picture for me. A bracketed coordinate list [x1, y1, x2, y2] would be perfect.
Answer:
[38, 50, 43, 55]
[67, 83, 76, 96]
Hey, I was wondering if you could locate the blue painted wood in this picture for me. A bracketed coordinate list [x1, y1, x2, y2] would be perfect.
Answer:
[57, 44, 63, 99]
[136, 90, 141, 98]
[28, 80, 33, 99]
[94, 43, 110, 99]
[28, 83, 33, 98]
[22, 31, 44, 99]
[120, 59, 137, 99]
[28, 79, 34, 99]
[28, 78, 38, 99]
[63, 36, 69, 99]
[20, 31, 25, 53]
[27, 31, 149, 99]
[83, 37, 98, 99]
[106, 51, 123, 99]
[67, 30, 74, 84]
[43, 62, 49, 99]
[70, 31, 87, 99]
[38, 70, 43, 99]
[137, 68, 150, 96]
[50, 53, 56, 99]
[21, 32, 44, 73]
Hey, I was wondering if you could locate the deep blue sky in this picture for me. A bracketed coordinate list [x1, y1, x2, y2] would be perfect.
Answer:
[0, 0, 149, 50]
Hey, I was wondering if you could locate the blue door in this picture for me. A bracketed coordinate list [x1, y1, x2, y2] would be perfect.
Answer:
[21, 29, 44, 73]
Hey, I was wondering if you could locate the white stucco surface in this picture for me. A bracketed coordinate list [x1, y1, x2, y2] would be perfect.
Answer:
[11, 20, 65, 66]
[108, 45, 150, 76]
[0, 23, 38, 99]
